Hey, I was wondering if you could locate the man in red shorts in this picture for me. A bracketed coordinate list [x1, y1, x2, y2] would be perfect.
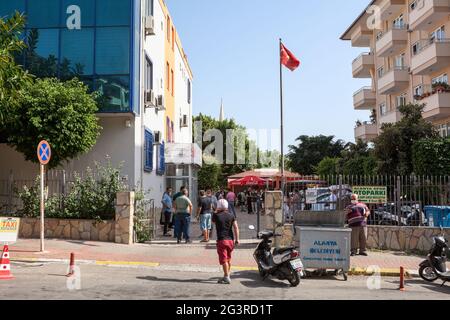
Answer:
[212, 199, 240, 284]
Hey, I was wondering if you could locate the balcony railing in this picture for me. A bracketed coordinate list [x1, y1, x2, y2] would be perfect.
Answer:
[353, 86, 373, 96]
[412, 38, 450, 56]
[352, 52, 373, 63]
[379, 65, 409, 78]
[376, 25, 408, 42]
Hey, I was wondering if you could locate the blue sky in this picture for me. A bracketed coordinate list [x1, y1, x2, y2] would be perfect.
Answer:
[166, 0, 371, 151]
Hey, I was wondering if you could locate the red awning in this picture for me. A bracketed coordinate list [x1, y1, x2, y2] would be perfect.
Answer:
[229, 175, 267, 187]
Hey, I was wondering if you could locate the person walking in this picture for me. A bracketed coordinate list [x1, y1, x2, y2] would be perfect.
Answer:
[213, 199, 240, 285]
[173, 188, 193, 244]
[346, 194, 370, 256]
[161, 187, 173, 237]
[246, 188, 253, 214]
[226, 189, 237, 218]
[197, 190, 214, 243]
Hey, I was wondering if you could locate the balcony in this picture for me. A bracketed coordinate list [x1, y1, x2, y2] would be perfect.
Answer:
[377, 66, 410, 94]
[379, 110, 403, 125]
[353, 87, 376, 110]
[351, 25, 373, 47]
[352, 53, 374, 78]
[375, 26, 408, 57]
[379, 0, 407, 20]
[355, 122, 378, 142]
[411, 38, 450, 75]
[416, 85, 450, 121]
[409, 0, 450, 30]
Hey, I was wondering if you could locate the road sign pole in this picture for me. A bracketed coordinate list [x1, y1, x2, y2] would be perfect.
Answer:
[40, 163, 45, 252]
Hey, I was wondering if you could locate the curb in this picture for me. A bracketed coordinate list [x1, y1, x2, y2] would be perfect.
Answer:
[11, 257, 417, 277]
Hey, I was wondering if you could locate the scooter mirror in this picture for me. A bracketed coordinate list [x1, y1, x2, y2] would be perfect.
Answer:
[248, 225, 255, 230]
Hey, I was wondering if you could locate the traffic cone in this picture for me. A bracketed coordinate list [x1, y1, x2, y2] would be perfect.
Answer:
[0, 245, 14, 280]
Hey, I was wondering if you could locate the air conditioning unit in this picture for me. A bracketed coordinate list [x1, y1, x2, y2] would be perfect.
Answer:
[144, 89, 155, 107]
[145, 16, 155, 36]
[156, 95, 165, 111]
[180, 114, 189, 128]
[154, 131, 162, 144]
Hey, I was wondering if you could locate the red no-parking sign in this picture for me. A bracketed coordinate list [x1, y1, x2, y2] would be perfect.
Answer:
[37, 140, 51, 165]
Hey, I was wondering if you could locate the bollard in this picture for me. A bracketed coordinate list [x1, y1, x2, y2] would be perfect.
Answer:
[399, 266, 405, 291]
[66, 253, 75, 277]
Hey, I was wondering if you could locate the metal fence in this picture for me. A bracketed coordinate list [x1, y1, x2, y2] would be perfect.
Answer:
[284, 175, 450, 228]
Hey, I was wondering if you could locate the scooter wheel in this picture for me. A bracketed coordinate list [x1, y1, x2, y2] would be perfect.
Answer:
[419, 265, 438, 282]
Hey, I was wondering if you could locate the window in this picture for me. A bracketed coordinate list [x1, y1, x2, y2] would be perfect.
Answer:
[410, 0, 417, 10]
[432, 74, 448, 84]
[379, 103, 387, 116]
[166, 117, 170, 141]
[145, 57, 153, 92]
[95, 76, 130, 112]
[394, 53, 405, 69]
[437, 123, 450, 138]
[187, 79, 191, 104]
[172, 27, 175, 50]
[144, 130, 154, 172]
[414, 85, 423, 99]
[412, 41, 420, 56]
[0, 0, 25, 18]
[95, 27, 130, 75]
[396, 93, 407, 108]
[96, 0, 131, 26]
[166, 62, 170, 91]
[157, 142, 166, 176]
[27, 0, 60, 28]
[430, 26, 445, 42]
[393, 14, 404, 29]
[61, 29, 95, 76]
[167, 16, 171, 42]
[25, 29, 60, 78]
[171, 69, 174, 96]
[377, 66, 384, 79]
[145, 0, 153, 16]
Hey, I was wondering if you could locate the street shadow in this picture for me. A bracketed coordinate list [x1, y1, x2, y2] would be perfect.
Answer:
[65, 240, 100, 247]
[10, 249, 39, 254]
[383, 278, 450, 294]
[137, 276, 221, 285]
[231, 271, 292, 288]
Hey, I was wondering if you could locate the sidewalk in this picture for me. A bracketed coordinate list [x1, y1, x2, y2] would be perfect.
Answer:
[7, 239, 430, 276]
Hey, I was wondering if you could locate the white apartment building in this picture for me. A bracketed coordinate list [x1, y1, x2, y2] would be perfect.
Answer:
[341, 0, 450, 142]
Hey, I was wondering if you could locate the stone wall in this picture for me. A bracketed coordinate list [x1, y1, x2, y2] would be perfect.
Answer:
[19, 218, 115, 242]
[367, 225, 450, 254]
[17, 191, 135, 244]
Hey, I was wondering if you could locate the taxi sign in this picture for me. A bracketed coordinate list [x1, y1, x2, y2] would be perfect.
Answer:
[0, 218, 20, 243]
[37, 140, 51, 165]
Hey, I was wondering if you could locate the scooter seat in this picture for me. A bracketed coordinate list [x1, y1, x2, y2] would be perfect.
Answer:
[273, 247, 296, 255]
[259, 231, 274, 239]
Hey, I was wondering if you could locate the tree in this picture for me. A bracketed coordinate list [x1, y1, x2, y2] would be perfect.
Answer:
[287, 135, 346, 175]
[0, 12, 32, 129]
[412, 138, 450, 176]
[198, 156, 222, 191]
[6, 78, 101, 169]
[316, 157, 339, 176]
[374, 104, 437, 175]
[338, 139, 377, 175]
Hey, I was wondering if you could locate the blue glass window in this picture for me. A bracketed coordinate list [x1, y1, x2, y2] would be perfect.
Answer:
[61, 29, 94, 76]
[95, 76, 130, 112]
[96, 0, 131, 26]
[28, 0, 60, 28]
[62, 0, 95, 27]
[0, 0, 25, 18]
[95, 27, 130, 75]
[144, 130, 154, 172]
[24, 29, 60, 78]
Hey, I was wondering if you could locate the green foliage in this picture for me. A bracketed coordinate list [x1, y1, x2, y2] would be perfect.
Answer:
[374, 104, 437, 175]
[287, 135, 346, 175]
[133, 189, 154, 243]
[316, 157, 339, 176]
[193, 113, 278, 188]
[412, 138, 450, 176]
[15, 160, 127, 220]
[6, 78, 101, 168]
[0, 12, 32, 127]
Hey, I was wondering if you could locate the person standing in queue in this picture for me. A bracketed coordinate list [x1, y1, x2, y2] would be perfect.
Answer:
[173, 187, 193, 244]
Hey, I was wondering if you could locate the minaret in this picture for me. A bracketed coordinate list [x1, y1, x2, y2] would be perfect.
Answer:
[219, 98, 225, 121]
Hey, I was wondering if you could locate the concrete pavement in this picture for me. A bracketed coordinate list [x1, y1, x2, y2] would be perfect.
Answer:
[1, 262, 450, 300]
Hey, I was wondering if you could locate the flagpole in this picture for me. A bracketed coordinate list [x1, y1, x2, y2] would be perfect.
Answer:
[279, 38, 285, 196]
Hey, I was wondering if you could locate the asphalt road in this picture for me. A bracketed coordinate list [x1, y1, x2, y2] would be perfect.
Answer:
[1, 261, 449, 300]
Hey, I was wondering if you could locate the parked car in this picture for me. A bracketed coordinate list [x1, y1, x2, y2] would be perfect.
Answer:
[371, 203, 427, 226]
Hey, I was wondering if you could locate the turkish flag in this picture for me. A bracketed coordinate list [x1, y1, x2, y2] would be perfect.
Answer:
[280, 43, 300, 71]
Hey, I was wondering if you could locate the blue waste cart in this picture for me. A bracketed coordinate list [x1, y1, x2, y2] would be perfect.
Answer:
[424, 206, 450, 228]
